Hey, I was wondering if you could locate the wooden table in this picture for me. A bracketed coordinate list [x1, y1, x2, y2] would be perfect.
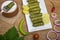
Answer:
[0, 0, 60, 40]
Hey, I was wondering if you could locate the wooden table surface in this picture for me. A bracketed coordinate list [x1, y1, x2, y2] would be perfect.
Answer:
[0, 0, 60, 40]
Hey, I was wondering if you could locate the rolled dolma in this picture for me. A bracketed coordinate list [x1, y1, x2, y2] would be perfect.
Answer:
[30, 13, 42, 18]
[31, 16, 42, 21]
[27, 0, 37, 2]
[30, 12, 40, 15]
[29, 8, 40, 12]
[28, 2, 39, 6]
[29, 5, 39, 9]
[28, 1, 38, 4]
[32, 19, 43, 24]
[29, 11, 40, 14]
[4, 2, 15, 12]
[33, 22, 44, 27]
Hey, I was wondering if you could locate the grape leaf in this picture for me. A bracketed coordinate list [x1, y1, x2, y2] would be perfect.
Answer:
[4, 26, 19, 40]
[0, 35, 6, 40]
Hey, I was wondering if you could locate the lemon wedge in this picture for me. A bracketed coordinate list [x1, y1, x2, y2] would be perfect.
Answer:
[23, 5, 29, 15]
[43, 13, 50, 24]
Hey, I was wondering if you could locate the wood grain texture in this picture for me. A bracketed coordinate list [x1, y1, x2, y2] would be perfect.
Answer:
[0, 0, 60, 40]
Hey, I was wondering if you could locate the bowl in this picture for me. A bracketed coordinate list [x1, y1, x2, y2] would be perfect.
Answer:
[1, 1, 18, 18]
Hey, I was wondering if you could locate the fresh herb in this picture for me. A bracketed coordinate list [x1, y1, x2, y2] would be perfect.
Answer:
[4, 26, 19, 40]
[0, 26, 24, 40]
[0, 35, 6, 40]
[19, 37, 24, 40]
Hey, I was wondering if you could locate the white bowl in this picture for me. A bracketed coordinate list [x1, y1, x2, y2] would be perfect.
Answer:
[1, 1, 17, 13]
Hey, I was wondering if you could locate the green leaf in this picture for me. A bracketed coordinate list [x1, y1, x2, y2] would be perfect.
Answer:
[0, 26, 24, 40]
[0, 35, 6, 40]
[4, 26, 19, 40]
[19, 37, 24, 40]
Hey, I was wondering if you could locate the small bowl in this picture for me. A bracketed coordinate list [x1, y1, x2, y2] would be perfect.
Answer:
[1, 1, 18, 18]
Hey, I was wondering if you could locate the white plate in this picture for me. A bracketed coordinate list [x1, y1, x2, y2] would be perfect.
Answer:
[22, 0, 52, 32]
